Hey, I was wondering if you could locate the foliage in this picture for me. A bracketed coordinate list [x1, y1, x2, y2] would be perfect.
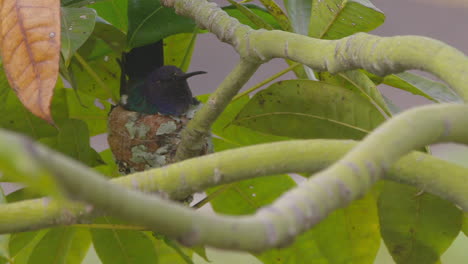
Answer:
[0, 0, 466, 263]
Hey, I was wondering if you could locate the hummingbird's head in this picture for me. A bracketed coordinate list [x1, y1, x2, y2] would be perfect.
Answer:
[152, 65, 206, 83]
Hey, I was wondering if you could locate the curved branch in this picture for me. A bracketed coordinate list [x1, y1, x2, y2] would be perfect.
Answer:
[162, 0, 468, 101]
[1, 132, 467, 236]
[175, 59, 260, 160]
[2, 104, 465, 251]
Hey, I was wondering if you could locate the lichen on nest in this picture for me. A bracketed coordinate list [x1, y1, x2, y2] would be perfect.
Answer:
[108, 103, 210, 175]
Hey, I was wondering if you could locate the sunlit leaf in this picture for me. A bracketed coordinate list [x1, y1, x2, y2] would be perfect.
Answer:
[0, 0, 61, 122]
[164, 33, 197, 72]
[8, 232, 38, 259]
[60, 7, 97, 64]
[234, 80, 385, 140]
[309, 190, 380, 264]
[64, 228, 92, 264]
[89, 0, 128, 32]
[309, 0, 385, 39]
[258, 189, 380, 264]
[127, 0, 195, 49]
[8, 230, 48, 264]
[379, 182, 462, 264]
[27, 227, 75, 264]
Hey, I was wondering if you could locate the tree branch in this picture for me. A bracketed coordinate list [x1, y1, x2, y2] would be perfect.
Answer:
[0, 104, 465, 251]
[175, 59, 260, 160]
[162, 0, 468, 101]
[1, 133, 467, 237]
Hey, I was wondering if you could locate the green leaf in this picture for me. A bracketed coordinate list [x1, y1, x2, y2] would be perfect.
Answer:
[91, 18, 127, 54]
[383, 72, 462, 103]
[164, 33, 197, 72]
[5, 187, 43, 257]
[6, 188, 42, 203]
[91, 217, 158, 264]
[224, 2, 274, 30]
[90, 0, 128, 32]
[94, 149, 120, 178]
[0, 70, 67, 139]
[64, 228, 92, 264]
[258, 229, 327, 264]
[54, 119, 103, 166]
[209, 174, 296, 215]
[127, 0, 196, 49]
[9, 230, 48, 264]
[69, 51, 120, 100]
[27, 228, 76, 264]
[258, 0, 293, 31]
[64, 89, 111, 136]
[258, 189, 380, 264]
[61, 7, 97, 64]
[0, 189, 9, 262]
[462, 213, 468, 236]
[152, 234, 195, 264]
[379, 182, 462, 264]
[150, 235, 194, 264]
[319, 70, 391, 116]
[309, 0, 385, 39]
[75, 18, 126, 60]
[191, 246, 208, 262]
[198, 95, 289, 146]
[309, 190, 380, 264]
[234, 80, 385, 140]
[9, 232, 39, 258]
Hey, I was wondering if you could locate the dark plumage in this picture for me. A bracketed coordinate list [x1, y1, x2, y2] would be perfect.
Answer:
[122, 65, 206, 115]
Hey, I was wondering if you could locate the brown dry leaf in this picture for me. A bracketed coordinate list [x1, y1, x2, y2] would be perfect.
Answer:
[0, 0, 60, 123]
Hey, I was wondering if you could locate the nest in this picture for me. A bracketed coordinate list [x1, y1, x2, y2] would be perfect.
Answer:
[107, 105, 210, 174]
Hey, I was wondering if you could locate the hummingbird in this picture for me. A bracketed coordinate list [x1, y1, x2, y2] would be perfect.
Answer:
[120, 65, 206, 116]
[108, 42, 210, 174]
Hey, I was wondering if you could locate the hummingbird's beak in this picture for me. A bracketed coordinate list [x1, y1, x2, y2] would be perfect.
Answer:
[180, 71, 207, 79]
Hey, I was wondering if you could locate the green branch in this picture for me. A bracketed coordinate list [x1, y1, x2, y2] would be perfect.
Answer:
[175, 59, 260, 160]
[40, 104, 468, 251]
[1, 133, 467, 236]
[162, 0, 468, 101]
[2, 103, 468, 250]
